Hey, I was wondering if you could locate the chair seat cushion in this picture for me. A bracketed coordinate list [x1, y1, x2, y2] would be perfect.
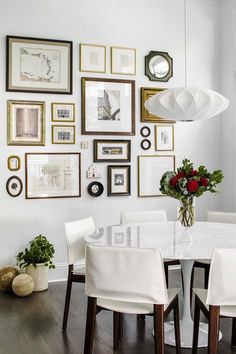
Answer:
[97, 288, 179, 314]
[195, 260, 210, 265]
[73, 266, 85, 275]
[193, 288, 236, 317]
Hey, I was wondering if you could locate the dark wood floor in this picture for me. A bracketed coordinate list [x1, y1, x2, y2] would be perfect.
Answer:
[0, 269, 235, 354]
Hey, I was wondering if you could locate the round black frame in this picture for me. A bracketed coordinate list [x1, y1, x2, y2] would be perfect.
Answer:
[141, 139, 151, 150]
[6, 176, 23, 197]
[140, 126, 151, 138]
[87, 181, 104, 197]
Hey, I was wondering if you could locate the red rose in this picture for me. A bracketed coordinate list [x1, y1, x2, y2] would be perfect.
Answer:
[176, 171, 185, 179]
[187, 180, 199, 192]
[170, 176, 178, 187]
[200, 177, 208, 187]
[189, 170, 198, 177]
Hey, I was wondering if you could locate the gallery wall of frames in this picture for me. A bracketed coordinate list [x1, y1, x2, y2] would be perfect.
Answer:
[5, 35, 176, 200]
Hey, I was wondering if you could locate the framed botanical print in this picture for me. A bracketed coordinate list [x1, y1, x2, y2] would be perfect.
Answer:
[155, 125, 174, 151]
[6, 35, 72, 94]
[80, 43, 106, 73]
[7, 100, 45, 146]
[8, 155, 21, 171]
[141, 87, 175, 123]
[138, 155, 175, 197]
[51, 103, 75, 122]
[25, 153, 81, 199]
[94, 139, 131, 162]
[82, 77, 135, 135]
[111, 47, 136, 75]
[52, 125, 75, 144]
[108, 165, 131, 196]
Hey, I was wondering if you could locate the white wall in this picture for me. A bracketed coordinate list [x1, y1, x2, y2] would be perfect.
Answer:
[0, 0, 221, 280]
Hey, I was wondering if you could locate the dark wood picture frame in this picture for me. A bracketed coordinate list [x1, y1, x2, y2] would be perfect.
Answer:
[107, 165, 131, 196]
[145, 51, 173, 82]
[6, 35, 73, 94]
[87, 181, 104, 197]
[81, 77, 135, 135]
[6, 176, 23, 197]
[94, 139, 131, 162]
[25, 153, 81, 199]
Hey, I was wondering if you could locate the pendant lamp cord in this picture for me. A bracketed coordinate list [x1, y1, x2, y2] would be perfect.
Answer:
[184, 0, 187, 87]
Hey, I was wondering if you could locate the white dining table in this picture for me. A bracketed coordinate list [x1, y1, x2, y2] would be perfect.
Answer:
[85, 221, 236, 348]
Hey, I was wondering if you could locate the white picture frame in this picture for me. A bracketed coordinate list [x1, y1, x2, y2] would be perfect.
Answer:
[25, 153, 81, 199]
[80, 43, 106, 73]
[138, 155, 175, 197]
[111, 46, 136, 75]
[155, 125, 174, 151]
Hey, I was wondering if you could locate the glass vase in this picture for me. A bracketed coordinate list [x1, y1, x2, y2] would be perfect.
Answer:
[178, 198, 195, 242]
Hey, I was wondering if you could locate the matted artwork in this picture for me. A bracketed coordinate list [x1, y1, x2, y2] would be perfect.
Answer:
[51, 103, 75, 122]
[8, 155, 21, 171]
[138, 155, 175, 197]
[82, 77, 135, 135]
[8, 100, 45, 146]
[111, 47, 136, 75]
[80, 43, 106, 73]
[52, 125, 75, 144]
[94, 139, 131, 162]
[155, 125, 174, 151]
[107, 165, 131, 196]
[25, 153, 81, 199]
[6, 36, 72, 94]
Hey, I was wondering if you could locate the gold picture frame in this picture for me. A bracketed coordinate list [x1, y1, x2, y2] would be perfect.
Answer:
[51, 102, 75, 122]
[7, 155, 21, 171]
[141, 87, 175, 123]
[7, 100, 45, 146]
[155, 125, 174, 151]
[111, 46, 136, 75]
[80, 43, 106, 73]
[52, 125, 75, 144]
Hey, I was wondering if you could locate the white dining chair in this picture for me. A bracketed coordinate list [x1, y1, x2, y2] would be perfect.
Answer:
[62, 217, 95, 330]
[84, 244, 181, 354]
[120, 209, 180, 287]
[192, 248, 236, 353]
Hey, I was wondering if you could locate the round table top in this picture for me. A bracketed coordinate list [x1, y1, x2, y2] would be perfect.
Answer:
[85, 221, 236, 260]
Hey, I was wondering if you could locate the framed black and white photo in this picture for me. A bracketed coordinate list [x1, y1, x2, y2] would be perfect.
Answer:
[94, 139, 131, 162]
[25, 153, 81, 199]
[8, 100, 45, 146]
[155, 125, 174, 151]
[138, 155, 175, 197]
[80, 43, 106, 73]
[108, 165, 131, 196]
[8, 155, 21, 171]
[111, 47, 136, 75]
[51, 103, 75, 122]
[52, 125, 75, 144]
[6, 36, 72, 94]
[6, 176, 23, 197]
[82, 77, 135, 135]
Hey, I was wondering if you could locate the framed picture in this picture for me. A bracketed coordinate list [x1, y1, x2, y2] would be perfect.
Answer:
[6, 176, 23, 197]
[81, 77, 135, 135]
[80, 43, 106, 73]
[7, 155, 21, 171]
[111, 47, 136, 75]
[25, 153, 81, 199]
[141, 87, 175, 124]
[138, 155, 175, 197]
[51, 103, 75, 122]
[107, 165, 131, 196]
[94, 139, 131, 162]
[8, 100, 45, 146]
[52, 125, 75, 144]
[155, 125, 174, 151]
[87, 181, 104, 197]
[6, 35, 72, 94]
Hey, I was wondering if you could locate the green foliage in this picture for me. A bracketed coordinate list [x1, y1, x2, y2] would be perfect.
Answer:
[16, 235, 55, 269]
[160, 159, 224, 201]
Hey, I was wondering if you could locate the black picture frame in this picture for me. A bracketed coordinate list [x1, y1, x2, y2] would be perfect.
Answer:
[107, 165, 131, 196]
[94, 139, 131, 162]
[6, 176, 23, 197]
[87, 181, 104, 197]
[6, 35, 73, 94]
[145, 51, 173, 82]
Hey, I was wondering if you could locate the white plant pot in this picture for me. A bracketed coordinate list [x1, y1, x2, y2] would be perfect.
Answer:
[26, 263, 48, 292]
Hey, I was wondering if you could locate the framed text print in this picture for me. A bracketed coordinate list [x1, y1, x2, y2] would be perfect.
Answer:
[81, 77, 135, 135]
[25, 153, 81, 199]
[6, 36, 72, 94]
[138, 155, 175, 197]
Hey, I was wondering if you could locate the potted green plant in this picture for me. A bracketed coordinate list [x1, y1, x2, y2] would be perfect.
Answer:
[16, 234, 55, 291]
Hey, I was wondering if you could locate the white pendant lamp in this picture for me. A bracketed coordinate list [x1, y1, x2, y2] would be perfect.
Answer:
[144, 0, 229, 122]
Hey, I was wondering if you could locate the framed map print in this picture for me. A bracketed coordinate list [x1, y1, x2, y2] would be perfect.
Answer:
[6, 36, 72, 94]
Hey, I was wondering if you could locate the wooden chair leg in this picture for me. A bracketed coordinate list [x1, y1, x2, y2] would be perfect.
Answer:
[164, 263, 169, 288]
[208, 305, 220, 354]
[192, 296, 200, 354]
[204, 266, 210, 289]
[84, 297, 97, 354]
[113, 312, 120, 350]
[154, 304, 164, 354]
[231, 318, 236, 346]
[62, 270, 73, 330]
[173, 297, 181, 354]
[137, 314, 145, 321]
[119, 313, 123, 340]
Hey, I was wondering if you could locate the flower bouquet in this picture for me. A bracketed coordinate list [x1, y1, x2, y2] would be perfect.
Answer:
[160, 159, 224, 228]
